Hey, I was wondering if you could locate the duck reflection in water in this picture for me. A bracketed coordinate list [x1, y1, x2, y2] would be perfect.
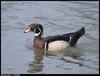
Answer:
[28, 48, 45, 73]
[27, 47, 83, 73]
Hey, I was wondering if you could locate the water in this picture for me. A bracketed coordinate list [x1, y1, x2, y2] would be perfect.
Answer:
[1, 1, 99, 74]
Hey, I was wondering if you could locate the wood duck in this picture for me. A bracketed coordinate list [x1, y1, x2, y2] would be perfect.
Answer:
[24, 23, 85, 52]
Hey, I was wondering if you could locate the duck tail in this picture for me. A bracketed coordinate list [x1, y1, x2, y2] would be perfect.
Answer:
[70, 27, 85, 46]
[75, 27, 85, 36]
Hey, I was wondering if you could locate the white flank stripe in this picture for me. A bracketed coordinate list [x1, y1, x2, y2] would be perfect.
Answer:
[69, 36, 72, 43]
[44, 42, 47, 51]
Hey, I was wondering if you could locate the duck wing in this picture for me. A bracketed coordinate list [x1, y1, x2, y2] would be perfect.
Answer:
[44, 27, 85, 46]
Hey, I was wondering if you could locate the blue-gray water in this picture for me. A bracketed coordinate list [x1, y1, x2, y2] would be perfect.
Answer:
[1, 1, 99, 74]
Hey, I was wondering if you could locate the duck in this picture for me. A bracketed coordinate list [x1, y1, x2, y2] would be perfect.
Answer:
[24, 23, 85, 52]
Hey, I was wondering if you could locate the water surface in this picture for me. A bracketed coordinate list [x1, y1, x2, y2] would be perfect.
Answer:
[1, 1, 99, 74]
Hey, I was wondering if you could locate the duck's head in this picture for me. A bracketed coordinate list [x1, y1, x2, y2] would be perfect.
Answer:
[24, 23, 43, 36]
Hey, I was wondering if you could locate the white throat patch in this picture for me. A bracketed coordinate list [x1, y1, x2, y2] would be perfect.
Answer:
[34, 32, 40, 36]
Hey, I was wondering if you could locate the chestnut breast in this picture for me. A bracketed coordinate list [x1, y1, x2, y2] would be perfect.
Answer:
[34, 36, 44, 50]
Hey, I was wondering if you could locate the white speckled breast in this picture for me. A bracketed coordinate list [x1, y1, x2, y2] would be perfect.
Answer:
[48, 40, 70, 52]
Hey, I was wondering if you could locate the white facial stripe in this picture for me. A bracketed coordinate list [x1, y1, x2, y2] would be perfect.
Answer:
[37, 27, 42, 34]
[33, 27, 42, 36]
[34, 28, 40, 36]
[34, 28, 36, 32]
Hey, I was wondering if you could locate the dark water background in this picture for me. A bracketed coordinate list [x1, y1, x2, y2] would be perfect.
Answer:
[1, 1, 99, 74]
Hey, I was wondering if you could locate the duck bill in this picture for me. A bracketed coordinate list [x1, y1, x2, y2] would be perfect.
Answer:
[24, 29, 31, 33]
